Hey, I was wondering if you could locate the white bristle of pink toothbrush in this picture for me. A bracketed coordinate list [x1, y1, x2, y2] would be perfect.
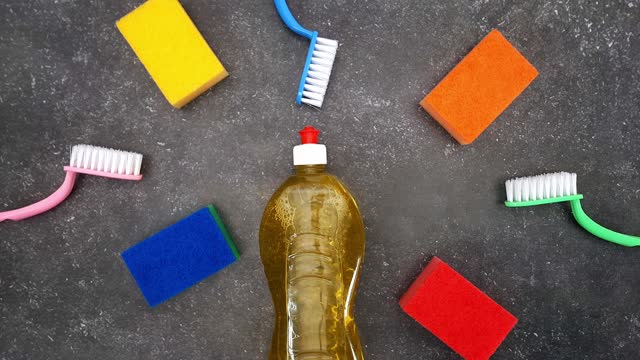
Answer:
[301, 37, 338, 108]
[67, 144, 143, 179]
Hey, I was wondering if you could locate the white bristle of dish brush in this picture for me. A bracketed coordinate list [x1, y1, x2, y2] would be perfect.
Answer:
[309, 63, 332, 73]
[304, 83, 326, 95]
[302, 91, 324, 101]
[505, 172, 578, 203]
[305, 77, 328, 88]
[314, 44, 336, 54]
[301, 37, 338, 108]
[308, 70, 330, 81]
[316, 37, 338, 47]
[311, 55, 334, 65]
[70, 144, 143, 176]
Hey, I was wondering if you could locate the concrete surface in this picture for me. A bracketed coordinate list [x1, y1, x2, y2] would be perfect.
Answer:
[1, 0, 639, 359]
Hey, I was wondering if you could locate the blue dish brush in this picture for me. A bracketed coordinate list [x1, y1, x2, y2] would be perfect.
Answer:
[274, 0, 338, 108]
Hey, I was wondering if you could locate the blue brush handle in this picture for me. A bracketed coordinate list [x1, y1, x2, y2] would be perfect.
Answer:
[296, 32, 318, 105]
[274, 0, 314, 39]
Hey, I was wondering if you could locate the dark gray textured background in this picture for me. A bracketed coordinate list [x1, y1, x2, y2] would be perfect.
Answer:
[1, 0, 639, 359]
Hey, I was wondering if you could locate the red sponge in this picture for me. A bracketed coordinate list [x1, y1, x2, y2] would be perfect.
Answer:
[399, 257, 517, 360]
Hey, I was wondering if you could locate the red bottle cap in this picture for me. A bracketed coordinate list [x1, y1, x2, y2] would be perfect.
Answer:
[299, 126, 320, 144]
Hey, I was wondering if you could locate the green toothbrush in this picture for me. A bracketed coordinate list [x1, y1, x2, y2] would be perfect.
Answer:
[505, 172, 639, 247]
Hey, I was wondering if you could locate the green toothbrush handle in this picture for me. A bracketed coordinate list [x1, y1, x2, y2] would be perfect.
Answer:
[570, 199, 640, 247]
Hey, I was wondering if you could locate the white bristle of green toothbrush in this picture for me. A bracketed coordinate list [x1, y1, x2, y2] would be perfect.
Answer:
[505, 172, 578, 203]
[301, 37, 338, 108]
[70, 144, 143, 176]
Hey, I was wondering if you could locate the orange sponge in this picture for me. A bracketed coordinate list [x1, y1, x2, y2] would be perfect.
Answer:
[421, 29, 538, 144]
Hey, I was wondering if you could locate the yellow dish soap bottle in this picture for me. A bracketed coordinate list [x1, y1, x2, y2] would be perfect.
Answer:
[260, 126, 366, 360]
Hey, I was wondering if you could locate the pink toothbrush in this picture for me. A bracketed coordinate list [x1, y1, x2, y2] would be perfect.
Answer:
[0, 144, 143, 222]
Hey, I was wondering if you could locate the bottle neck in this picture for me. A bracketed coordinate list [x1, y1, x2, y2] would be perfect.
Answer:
[294, 165, 326, 175]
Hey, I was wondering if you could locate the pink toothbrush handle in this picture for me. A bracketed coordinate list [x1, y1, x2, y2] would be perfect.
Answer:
[0, 170, 77, 222]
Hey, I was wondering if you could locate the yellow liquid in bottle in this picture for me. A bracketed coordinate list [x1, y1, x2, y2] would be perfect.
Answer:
[260, 165, 366, 360]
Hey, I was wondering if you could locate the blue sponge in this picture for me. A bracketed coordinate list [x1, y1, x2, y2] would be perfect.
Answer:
[122, 205, 239, 307]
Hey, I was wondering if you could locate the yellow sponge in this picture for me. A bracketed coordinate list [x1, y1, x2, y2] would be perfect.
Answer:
[116, 0, 228, 108]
